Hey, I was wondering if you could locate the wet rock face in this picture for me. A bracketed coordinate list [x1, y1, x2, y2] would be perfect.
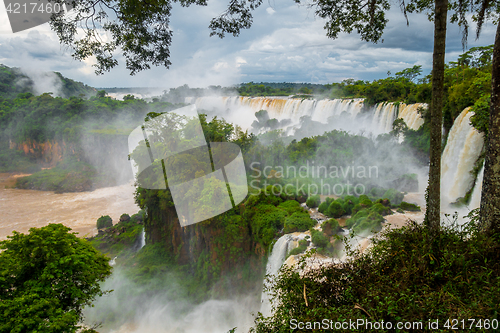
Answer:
[145, 205, 263, 278]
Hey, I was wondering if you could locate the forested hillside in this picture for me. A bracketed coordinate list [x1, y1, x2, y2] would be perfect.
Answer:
[0, 64, 96, 99]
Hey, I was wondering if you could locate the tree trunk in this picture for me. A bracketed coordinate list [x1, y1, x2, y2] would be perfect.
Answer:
[425, 0, 448, 232]
[480, 20, 500, 234]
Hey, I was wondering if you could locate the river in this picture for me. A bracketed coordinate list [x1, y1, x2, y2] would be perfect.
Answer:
[0, 173, 139, 240]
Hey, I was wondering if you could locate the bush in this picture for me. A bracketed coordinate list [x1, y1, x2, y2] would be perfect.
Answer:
[278, 200, 304, 215]
[97, 215, 113, 229]
[306, 195, 321, 208]
[283, 212, 316, 233]
[318, 198, 333, 214]
[310, 229, 330, 249]
[399, 201, 421, 211]
[341, 195, 358, 215]
[370, 203, 393, 216]
[382, 188, 405, 206]
[119, 214, 131, 222]
[322, 219, 339, 236]
[352, 211, 384, 234]
[288, 239, 309, 256]
[327, 201, 345, 218]
[252, 219, 500, 333]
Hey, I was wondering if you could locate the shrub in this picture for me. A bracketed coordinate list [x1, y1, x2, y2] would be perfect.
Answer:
[399, 201, 421, 211]
[119, 214, 131, 222]
[353, 211, 384, 234]
[322, 219, 339, 236]
[351, 203, 362, 215]
[278, 200, 304, 215]
[288, 239, 309, 256]
[318, 198, 331, 215]
[370, 203, 392, 216]
[310, 229, 330, 249]
[327, 201, 345, 218]
[306, 195, 321, 208]
[97, 215, 113, 229]
[283, 212, 316, 233]
[382, 188, 405, 206]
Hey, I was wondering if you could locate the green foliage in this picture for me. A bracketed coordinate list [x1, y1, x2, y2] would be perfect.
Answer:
[0, 224, 112, 332]
[310, 229, 331, 250]
[97, 215, 113, 229]
[288, 239, 309, 256]
[382, 188, 405, 206]
[322, 218, 339, 236]
[90, 217, 144, 257]
[327, 201, 345, 218]
[15, 158, 97, 192]
[341, 195, 358, 215]
[0, 146, 40, 173]
[305, 194, 321, 208]
[317, 199, 331, 214]
[346, 208, 384, 234]
[370, 202, 393, 216]
[283, 212, 316, 234]
[251, 221, 500, 333]
[277, 200, 304, 215]
[470, 95, 490, 136]
[399, 201, 421, 211]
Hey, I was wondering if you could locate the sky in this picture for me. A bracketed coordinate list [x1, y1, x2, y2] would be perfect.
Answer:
[0, 0, 497, 89]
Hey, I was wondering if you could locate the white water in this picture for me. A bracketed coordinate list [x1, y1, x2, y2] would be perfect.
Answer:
[398, 103, 426, 130]
[469, 163, 484, 209]
[187, 96, 425, 137]
[260, 234, 292, 317]
[139, 228, 146, 250]
[441, 108, 484, 208]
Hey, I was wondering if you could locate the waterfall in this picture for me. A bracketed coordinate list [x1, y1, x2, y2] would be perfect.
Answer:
[372, 103, 397, 133]
[398, 103, 426, 130]
[187, 96, 426, 137]
[139, 228, 146, 250]
[441, 108, 484, 206]
[260, 234, 292, 317]
[133, 228, 146, 252]
[469, 163, 484, 209]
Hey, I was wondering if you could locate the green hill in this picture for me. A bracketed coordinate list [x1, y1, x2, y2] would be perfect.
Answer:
[0, 64, 96, 99]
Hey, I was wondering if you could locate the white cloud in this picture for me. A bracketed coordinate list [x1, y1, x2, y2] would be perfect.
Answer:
[0, 0, 497, 88]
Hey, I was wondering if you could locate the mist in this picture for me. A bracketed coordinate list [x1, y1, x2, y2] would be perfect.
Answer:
[17, 67, 64, 97]
[83, 268, 259, 333]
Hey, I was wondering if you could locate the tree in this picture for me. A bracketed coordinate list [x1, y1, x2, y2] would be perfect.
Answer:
[477, 4, 500, 233]
[96, 215, 113, 229]
[395, 65, 423, 82]
[0, 224, 112, 332]
[425, 0, 448, 232]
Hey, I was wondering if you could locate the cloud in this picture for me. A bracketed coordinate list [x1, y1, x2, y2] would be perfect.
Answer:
[0, 0, 497, 88]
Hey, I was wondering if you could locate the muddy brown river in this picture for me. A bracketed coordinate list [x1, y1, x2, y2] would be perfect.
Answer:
[0, 173, 139, 240]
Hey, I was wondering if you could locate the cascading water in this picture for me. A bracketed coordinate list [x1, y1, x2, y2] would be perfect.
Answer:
[372, 103, 397, 133]
[469, 163, 484, 209]
[398, 103, 426, 130]
[138, 228, 146, 250]
[187, 96, 425, 136]
[260, 234, 292, 317]
[441, 108, 484, 207]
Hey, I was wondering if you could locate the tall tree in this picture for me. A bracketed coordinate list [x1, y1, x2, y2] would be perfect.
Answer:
[0, 224, 112, 332]
[425, 0, 448, 231]
[477, 2, 500, 233]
